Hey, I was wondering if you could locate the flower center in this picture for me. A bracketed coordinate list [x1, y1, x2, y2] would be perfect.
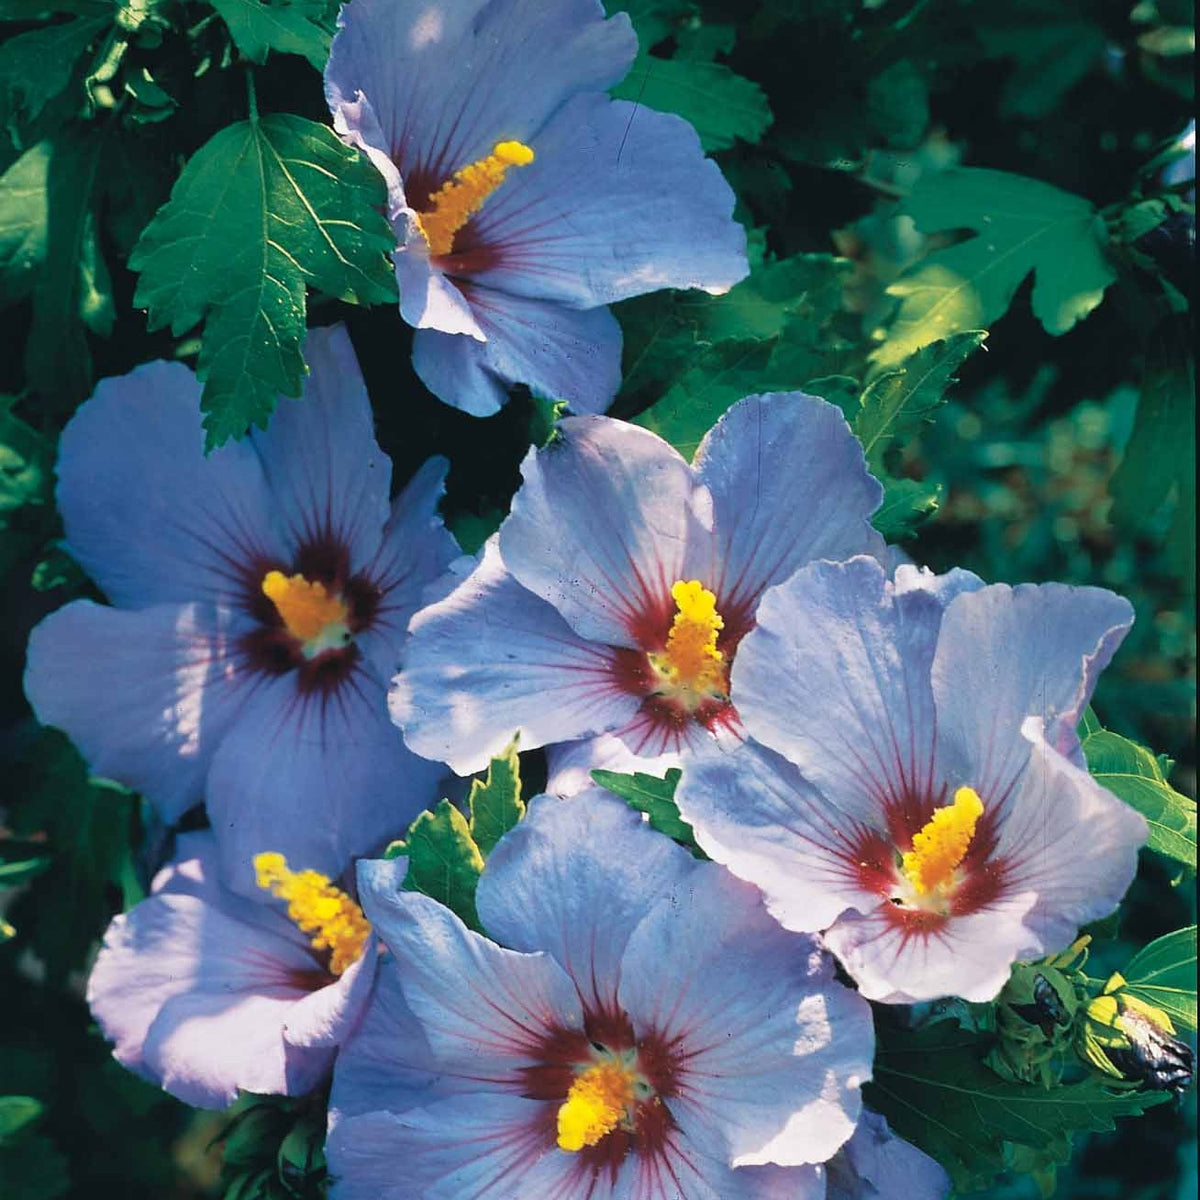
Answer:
[900, 786, 984, 896]
[415, 140, 535, 257]
[261, 570, 352, 656]
[253, 852, 370, 976]
[646, 580, 729, 710]
[556, 1059, 639, 1153]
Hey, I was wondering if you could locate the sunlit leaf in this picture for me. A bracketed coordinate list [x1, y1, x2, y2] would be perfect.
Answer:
[1121, 926, 1198, 1033]
[874, 168, 1116, 368]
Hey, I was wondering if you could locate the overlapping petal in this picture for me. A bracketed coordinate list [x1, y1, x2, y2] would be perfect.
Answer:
[24, 601, 256, 823]
[206, 665, 442, 896]
[54, 361, 284, 609]
[392, 540, 639, 774]
[476, 791, 694, 1011]
[459, 93, 746, 307]
[618, 863, 871, 1168]
[86, 832, 370, 1109]
[412, 289, 623, 417]
[687, 394, 885, 620]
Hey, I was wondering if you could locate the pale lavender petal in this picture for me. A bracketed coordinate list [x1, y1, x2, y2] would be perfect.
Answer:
[412, 291, 623, 416]
[676, 740, 880, 935]
[619, 864, 871, 1168]
[826, 1110, 950, 1200]
[460, 93, 746, 307]
[355, 868, 583, 1085]
[732, 556, 943, 819]
[821, 895, 1041, 1005]
[24, 601, 255, 823]
[687, 394, 884, 621]
[324, 0, 636, 197]
[930, 582, 1134, 798]
[327, 1096, 577, 1200]
[475, 791, 695, 1011]
[206, 665, 444, 896]
[992, 718, 1146, 954]
[55, 360, 284, 608]
[250, 324, 391, 568]
[355, 456, 460, 679]
[87, 888, 337, 1109]
[329, 957, 446, 1124]
[391, 539, 639, 775]
[500, 417, 706, 646]
[544, 734, 682, 797]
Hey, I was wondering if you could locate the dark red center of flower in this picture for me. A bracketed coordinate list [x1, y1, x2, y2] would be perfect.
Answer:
[612, 579, 750, 754]
[521, 1008, 684, 1184]
[238, 537, 382, 696]
[849, 784, 1008, 932]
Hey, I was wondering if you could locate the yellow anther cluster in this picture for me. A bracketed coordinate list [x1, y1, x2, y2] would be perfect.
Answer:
[901, 786, 984, 896]
[416, 140, 535, 257]
[649, 580, 727, 699]
[556, 1061, 637, 1152]
[261, 571, 349, 644]
[253, 852, 370, 976]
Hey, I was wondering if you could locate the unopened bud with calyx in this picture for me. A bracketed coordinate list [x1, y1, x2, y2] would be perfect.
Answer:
[1080, 972, 1194, 1095]
[987, 938, 1089, 1087]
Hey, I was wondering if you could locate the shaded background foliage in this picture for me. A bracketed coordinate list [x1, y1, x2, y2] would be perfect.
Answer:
[0, 0, 1195, 1196]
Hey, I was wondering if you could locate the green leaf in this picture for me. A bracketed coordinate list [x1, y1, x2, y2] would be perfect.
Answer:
[873, 168, 1116, 368]
[0, 1096, 43, 1141]
[1120, 926, 1198, 1033]
[397, 800, 485, 931]
[611, 54, 772, 151]
[1110, 333, 1195, 588]
[629, 252, 853, 456]
[467, 737, 525, 858]
[0, 127, 117, 402]
[0, 11, 110, 138]
[0, 854, 51, 886]
[1082, 726, 1197, 875]
[866, 1018, 1169, 1193]
[855, 332, 986, 471]
[590, 768, 702, 855]
[6, 729, 140, 982]
[130, 113, 397, 447]
[207, 0, 333, 71]
[634, 336, 773, 458]
[871, 475, 941, 541]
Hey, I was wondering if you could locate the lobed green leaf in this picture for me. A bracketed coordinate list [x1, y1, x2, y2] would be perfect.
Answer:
[130, 113, 397, 447]
[1120, 926, 1197, 1034]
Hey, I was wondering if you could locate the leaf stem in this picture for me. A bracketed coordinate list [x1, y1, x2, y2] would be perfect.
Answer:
[246, 68, 258, 124]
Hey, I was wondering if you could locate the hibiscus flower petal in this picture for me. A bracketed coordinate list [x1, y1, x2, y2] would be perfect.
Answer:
[324, 0, 636, 202]
[457, 92, 746, 307]
[618, 864, 872, 1169]
[355, 455, 460, 679]
[732, 556, 944, 817]
[205, 665, 443, 895]
[930, 581, 1134, 800]
[412, 290, 623, 416]
[499, 416, 705, 646]
[24, 600, 255, 823]
[250, 324, 392, 568]
[355, 868, 584, 1085]
[392, 539, 640, 775]
[475, 791, 695, 1012]
[55, 361, 283, 609]
[687, 394, 884, 622]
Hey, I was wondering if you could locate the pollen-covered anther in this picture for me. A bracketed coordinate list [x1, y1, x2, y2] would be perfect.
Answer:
[253, 852, 370, 976]
[647, 579, 728, 704]
[416, 140, 535, 257]
[261, 570, 350, 649]
[901, 786, 984, 896]
[556, 1060, 638, 1152]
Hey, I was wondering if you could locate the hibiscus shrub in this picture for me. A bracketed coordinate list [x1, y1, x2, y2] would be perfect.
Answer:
[0, 0, 1195, 1198]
